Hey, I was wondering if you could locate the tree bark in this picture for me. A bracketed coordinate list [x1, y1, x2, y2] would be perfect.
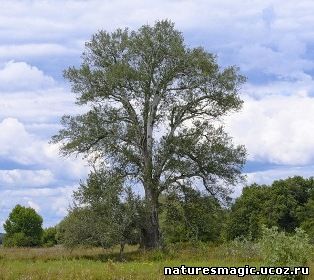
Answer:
[140, 90, 162, 249]
[141, 188, 160, 249]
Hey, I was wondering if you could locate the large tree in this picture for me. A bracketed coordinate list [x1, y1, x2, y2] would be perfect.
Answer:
[57, 171, 141, 254]
[52, 20, 246, 248]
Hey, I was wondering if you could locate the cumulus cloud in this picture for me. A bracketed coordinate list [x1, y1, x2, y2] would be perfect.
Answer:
[0, 118, 89, 188]
[243, 77, 314, 97]
[237, 44, 314, 80]
[0, 59, 88, 228]
[0, 118, 40, 164]
[0, 169, 54, 189]
[226, 93, 314, 165]
[0, 61, 55, 91]
[27, 200, 40, 212]
[246, 165, 314, 186]
[0, 0, 313, 89]
[0, 186, 77, 231]
[0, 88, 80, 123]
[0, 44, 78, 60]
[0, 60, 85, 123]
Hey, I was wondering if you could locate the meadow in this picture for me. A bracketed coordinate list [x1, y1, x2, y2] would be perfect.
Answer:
[0, 243, 313, 280]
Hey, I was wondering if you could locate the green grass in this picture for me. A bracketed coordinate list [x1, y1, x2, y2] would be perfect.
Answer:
[0, 244, 312, 279]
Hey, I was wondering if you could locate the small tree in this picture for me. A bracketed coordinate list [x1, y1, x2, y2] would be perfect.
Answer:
[3, 204, 43, 247]
[58, 171, 142, 257]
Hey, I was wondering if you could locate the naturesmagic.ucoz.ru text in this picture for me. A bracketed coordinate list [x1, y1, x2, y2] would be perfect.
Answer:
[164, 265, 309, 277]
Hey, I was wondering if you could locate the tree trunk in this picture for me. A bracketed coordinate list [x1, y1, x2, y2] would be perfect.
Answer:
[119, 241, 125, 261]
[141, 189, 160, 249]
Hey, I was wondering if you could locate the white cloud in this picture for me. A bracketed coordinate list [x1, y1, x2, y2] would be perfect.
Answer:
[237, 44, 314, 79]
[226, 93, 314, 165]
[0, 185, 77, 231]
[0, 61, 84, 123]
[0, 61, 55, 91]
[0, 169, 54, 188]
[27, 200, 40, 212]
[0, 44, 78, 60]
[0, 0, 313, 87]
[0, 118, 40, 164]
[0, 88, 80, 123]
[0, 118, 89, 187]
[243, 77, 314, 97]
[246, 166, 314, 185]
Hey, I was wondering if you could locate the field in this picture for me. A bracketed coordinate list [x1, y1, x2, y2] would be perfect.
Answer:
[0, 244, 313, 280]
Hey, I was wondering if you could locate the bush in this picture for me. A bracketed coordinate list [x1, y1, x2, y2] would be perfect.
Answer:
[3, 232, 33, 247]
[223, 235, 259, 260]
[256, 226, 311, 280]
[160, 188, 225, 244]
[42, 227, 57, 247]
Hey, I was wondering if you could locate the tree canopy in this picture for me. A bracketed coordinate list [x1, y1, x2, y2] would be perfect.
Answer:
[3, 204, 43, 247]
[226, 176, 314, 241]
[52, 20, 246, 248]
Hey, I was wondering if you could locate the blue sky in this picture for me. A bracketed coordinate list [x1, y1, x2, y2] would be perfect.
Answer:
[1, 0, 314, 230]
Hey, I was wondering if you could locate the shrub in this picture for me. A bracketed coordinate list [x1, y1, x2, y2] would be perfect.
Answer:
[256, 226, 311, 280]
[42, 227, 57, 247]
[223, 235, 259, 260]
[3, 232, 33, 247]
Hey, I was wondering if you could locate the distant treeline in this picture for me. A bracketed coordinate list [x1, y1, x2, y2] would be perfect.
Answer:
[226, 176, 314, 241]
[160, 175, 314, 243]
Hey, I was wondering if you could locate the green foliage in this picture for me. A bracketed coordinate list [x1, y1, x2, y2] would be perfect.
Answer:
[226, 176, 314, 240]
[3, 204, 43, 247]
[57, 207, 96, 248]
[57, 171, 142, 250]
[160, 187, 225, 244]
[42, 227, 57, 247]
[3, 232, 33, 247]
[226, 184, 270, 240]
[256, 226, 311, 280]
[52, 19, 246, 248]
[300, 198, 314, 243]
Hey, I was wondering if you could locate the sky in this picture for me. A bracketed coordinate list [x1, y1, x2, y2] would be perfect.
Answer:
[1, 0, 314, 230]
